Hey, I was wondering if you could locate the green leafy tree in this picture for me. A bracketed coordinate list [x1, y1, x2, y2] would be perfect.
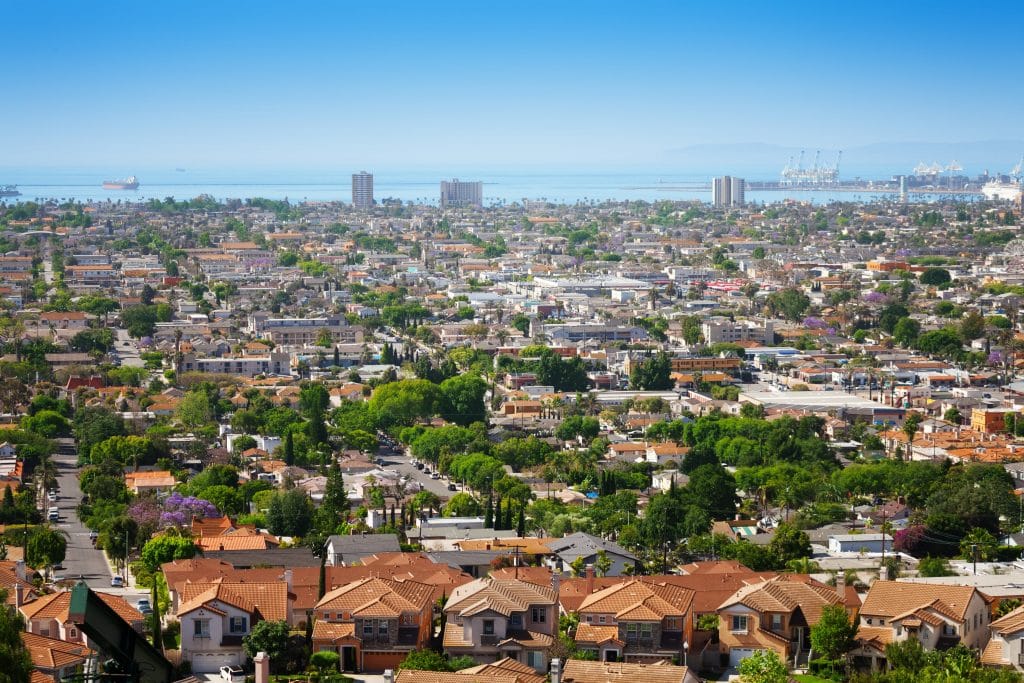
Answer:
[810, 604, 858, 661]
[176, 390, 215, 432]
[368, 379, 443, 427]
[242, 620, 290, 673]
[310, 650, 339, 674]
[919, 268, 952, 286]
[398, 649, 451, 671]
[443, 492, 481, 517]
[959, 527, 998, 562]
[892, 317, 921, 347]
[26, 527, 66, 575]
[267, 490, 314, 537]
[768, 523, 811, 566]
[766, 288, 811, 322]
[439, 374, 487, 426]
[0, 588, 32, 683]
[737, 649, 788, 683]
[629, 352, 672, 390]
[140, 536, 198, 573]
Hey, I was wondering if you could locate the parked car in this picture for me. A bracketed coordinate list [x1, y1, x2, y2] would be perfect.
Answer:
[220, 666, 245, 683]
[447, 483, 458, 491]
[415, 462, 424, 470]
[430, 472, 440, 480]
[137, 598, 153, 614]
[110, 575, 124, 588]
[48, 509, 59, 522]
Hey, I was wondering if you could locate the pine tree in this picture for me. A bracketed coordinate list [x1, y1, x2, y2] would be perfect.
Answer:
[333, 347, 340, 367]
[517, 506, 526, 537]
[485, 493, 494, 529]
[284, 430, 294, 466]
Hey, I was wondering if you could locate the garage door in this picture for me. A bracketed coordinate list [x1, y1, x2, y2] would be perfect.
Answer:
[362, 651, 405, 673]
[729, 648, 758, 667]
[191, 652, 241, 673]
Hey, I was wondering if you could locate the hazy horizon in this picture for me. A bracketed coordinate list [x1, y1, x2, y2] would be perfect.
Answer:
[4, 1, 1023, 168]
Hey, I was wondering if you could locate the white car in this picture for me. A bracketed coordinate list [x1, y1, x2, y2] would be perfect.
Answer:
[220, 666, 245, 683]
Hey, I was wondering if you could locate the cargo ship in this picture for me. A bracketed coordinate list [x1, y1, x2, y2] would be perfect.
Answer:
[102, 176, 139, 190]
[0, 185, 20, 197]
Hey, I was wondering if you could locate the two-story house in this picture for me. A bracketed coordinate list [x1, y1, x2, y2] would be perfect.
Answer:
[851, 580, 990, 672]
[22, 632, 97, 683]
[982, 604, 1024, 671]
[178, 582, 288, 673]
[443, 577, 558, 672]
[20, 591, 144, 647]
[574, 580, 695, 663]
[717, 577, 848, 668]
[311, 577, 434, 673]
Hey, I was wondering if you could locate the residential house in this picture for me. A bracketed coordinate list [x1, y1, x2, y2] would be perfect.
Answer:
[124, 470, 176, 496]
[851, 580, 991, 671]
[575, 580, 694, 663]
[717, 576, 848, 668]
[312, 577, 434, 672]
[178, 582, 288, 673]
[558, 658, 701, 683]
[22, 632, 97, 683]
[443, 577, 558, 672]
[982, 604, 1024, 671]
[325, 533, 401, 566]
[20, 591, 144, 647]
[545, 533, 637, 577]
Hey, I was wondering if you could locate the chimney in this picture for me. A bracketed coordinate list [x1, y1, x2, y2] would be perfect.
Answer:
[283, 569, 293, 590]
[881, 563, 891, 581]
[384, 670, 395, 683]
[14, 560, 25, 581]
[585, 564, 595, 594]
[836, 572, 846, 601]
[14, 583, 23, 609]
[551, 658, 562, 683]
[254, 652, 270, 683]
[551, 570, 561, 595]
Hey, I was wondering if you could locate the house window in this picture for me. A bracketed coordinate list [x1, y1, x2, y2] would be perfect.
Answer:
[532, 607, 546, 623]
[943, 624, 956, 636]
[229, 617, 248, 634]
[363, 621, 374, 637]
[194, 620, 211, 638]
[378, 620, 389, 636]
[866, 618, 873, 625]
[640, 623, 653, 639]
[625, 623, 638, 639]
[771, 614, 783, 631]
[731, 615, 748, 632]
[879, 620, 885, 626]
[599, 616, 606, 624]
[510, 614, 522, 627]
[484, 620, 495, 635]
[526, 651, 543, 669]
[586, 616, 593, 623]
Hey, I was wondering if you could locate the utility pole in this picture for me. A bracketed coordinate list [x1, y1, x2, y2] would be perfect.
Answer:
[972, 543, 979, 575]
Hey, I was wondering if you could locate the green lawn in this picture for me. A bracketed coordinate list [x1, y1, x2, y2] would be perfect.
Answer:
[793, 675, 836, 683]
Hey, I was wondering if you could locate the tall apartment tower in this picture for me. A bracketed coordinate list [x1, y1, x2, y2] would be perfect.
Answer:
[351, 171, 374, 209]
[711, 175, 745, 207]
[439, 179, 483, 208]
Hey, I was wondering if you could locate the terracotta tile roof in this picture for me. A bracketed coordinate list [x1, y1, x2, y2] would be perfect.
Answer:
[396, 672, 520, 683]
[456, 538, 553, 555]
[489, 566, 554, 587]
[442, 621, 473, 648]
[22, 632, 95, 670]
[312, 620, 356, 643]
[458, 657, 545, 683]
[991, 604, 1024, 635]
[177, 581, 288, 622]
[860, 581, 978, 622]
[195, 532, 277, 551]
[719, 576, 842, 625]
[981, 638, 1010, 666]
[315, 577, 434, 616]
[575, 623, 624, 646]
[855, 626, 894, 653]
[445, 577, 557, 618]
[21, 590, 142, 624]
[578, 580, 693, 620]
[561, 659, 696, 683]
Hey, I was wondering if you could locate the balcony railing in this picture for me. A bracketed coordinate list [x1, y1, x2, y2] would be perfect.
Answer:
[481, 635, 500, 646]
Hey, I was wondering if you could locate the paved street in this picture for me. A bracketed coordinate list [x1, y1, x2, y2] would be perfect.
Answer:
[376, 450, 460, 500]
[52, 448, 145, 602]
[114, 328, 145, 368]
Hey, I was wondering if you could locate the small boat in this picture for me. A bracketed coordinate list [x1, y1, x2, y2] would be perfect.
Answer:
[0, 185, 20, 197]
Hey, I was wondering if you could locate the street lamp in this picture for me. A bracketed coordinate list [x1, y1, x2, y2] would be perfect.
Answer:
[683, 640, 688, 667]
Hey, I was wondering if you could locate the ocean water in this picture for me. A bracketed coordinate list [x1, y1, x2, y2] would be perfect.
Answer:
[0, 167, 948, 206]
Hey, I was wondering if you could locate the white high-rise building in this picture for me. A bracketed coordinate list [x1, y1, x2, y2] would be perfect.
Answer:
[351, 171, 374, 209]
[711, 175, 745, 207]
[440, 179, 483, 208]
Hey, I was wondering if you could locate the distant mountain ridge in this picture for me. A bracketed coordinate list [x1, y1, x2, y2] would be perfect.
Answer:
[662, 140, 1024, 178]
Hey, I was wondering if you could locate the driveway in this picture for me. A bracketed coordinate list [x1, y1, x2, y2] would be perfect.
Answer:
[114, 328, 145, 368]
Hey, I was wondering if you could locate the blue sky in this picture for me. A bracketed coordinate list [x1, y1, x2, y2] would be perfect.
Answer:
[4, 0, 1023, 168]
